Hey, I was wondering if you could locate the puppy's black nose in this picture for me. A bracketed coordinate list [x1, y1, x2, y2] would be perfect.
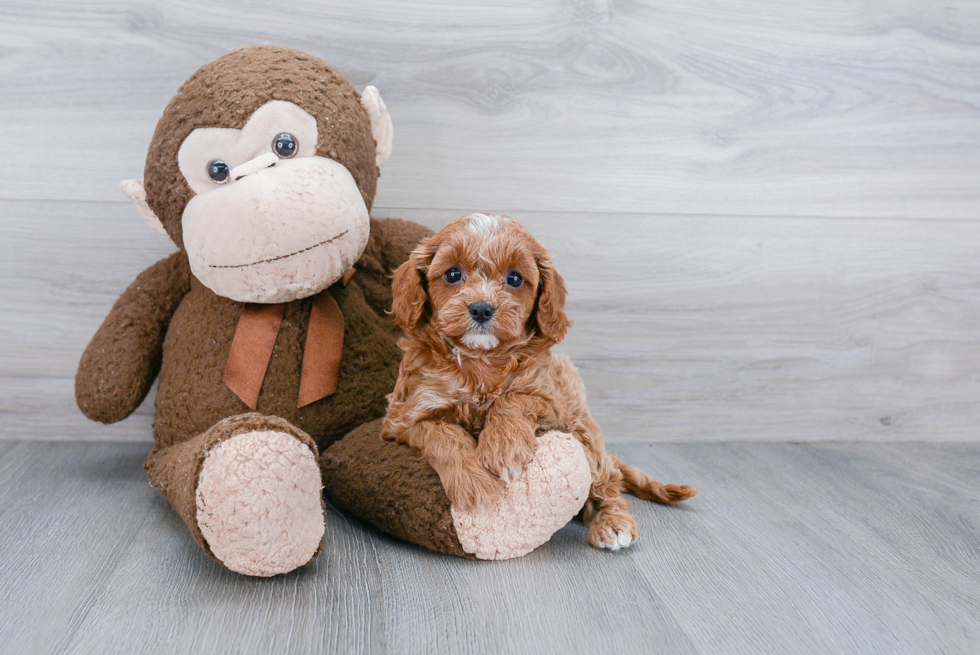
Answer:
[468, 302, 495, 324]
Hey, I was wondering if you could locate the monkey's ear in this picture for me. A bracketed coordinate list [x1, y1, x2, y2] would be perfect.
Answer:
[119, 179, 168, 237]
[361, 86, 393, 167]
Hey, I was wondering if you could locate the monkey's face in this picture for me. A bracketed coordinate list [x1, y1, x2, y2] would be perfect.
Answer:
[175, 100, 370, 304]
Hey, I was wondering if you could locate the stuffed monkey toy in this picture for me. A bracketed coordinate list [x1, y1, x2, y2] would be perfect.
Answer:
[76, 46, 590, 576]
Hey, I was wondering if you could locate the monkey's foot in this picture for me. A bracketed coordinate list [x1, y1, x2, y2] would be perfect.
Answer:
[147, 413, 325, 577]
[196, 427, 324, 577]
[450, 431, 591, 560]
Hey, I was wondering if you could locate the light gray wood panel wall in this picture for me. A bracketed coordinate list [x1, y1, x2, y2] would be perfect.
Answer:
[2, 440, 977, 654]
[1, 1, 979, 443]
[4, 202, 979, 442]
[1, 0, 979, 217]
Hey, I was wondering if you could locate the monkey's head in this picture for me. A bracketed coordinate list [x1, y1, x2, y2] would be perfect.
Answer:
[122, 46, 393, 303]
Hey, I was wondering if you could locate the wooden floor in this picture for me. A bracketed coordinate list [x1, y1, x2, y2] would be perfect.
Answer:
[0, 439, 977, 654]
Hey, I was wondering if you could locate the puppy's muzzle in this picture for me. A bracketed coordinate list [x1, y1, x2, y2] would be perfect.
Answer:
[468, 302, 495, 325]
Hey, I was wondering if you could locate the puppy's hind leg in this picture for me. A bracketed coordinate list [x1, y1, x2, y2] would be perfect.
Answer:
[581, 450, 641, 551]
[612, 455, 698, 503]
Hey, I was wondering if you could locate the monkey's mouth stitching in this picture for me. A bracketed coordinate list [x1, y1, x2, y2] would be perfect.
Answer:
[209, 230, 348, 269]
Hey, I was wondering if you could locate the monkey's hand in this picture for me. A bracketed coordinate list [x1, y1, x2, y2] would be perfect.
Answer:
[75, 251, 190, 424]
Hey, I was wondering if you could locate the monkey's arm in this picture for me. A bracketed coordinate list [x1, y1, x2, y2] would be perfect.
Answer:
[356, 217, 434, 318]
[76, 250, 191, 423]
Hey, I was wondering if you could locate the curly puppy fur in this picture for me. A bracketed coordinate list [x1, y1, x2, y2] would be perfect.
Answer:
[382, 213, 697, 550]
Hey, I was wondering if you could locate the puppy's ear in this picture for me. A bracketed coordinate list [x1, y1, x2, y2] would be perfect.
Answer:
[391, 237, 439, 330]
[533, 251, 571, 343]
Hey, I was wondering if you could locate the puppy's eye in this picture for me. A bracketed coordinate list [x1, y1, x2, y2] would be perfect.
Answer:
[207, 160, 230, 184]
[506, 271, 523, 288]
[444, 267, 462, 284]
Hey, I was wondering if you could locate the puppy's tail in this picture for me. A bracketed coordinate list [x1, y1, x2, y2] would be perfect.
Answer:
[612, 455, 698, 504]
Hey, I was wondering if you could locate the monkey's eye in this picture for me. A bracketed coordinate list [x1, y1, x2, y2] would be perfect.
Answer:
[207, 160, 230, 184]
[273, 133, 298, 159]
[506, 272, 523, 288]
[444, 267, 462, 284]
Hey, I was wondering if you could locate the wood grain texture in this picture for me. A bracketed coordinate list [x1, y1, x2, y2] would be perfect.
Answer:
[0, 440, 977, 654]
[0, 441, 153, 653]
[0, 0, 979, 218]
[5, 201, 980, 442]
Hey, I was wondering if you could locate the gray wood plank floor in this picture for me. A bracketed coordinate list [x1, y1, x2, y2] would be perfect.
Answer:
[0, 440, 977, 654]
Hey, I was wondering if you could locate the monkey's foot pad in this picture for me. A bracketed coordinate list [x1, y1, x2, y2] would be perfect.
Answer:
[196, 430, 325, 576]
[451, 430, 591, 560]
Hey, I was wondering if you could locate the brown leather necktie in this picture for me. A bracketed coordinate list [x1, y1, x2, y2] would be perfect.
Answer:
[223, 273, 351, 410]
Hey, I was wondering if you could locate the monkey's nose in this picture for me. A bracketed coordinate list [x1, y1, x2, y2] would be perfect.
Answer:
[468, 302, 495, 324]
[231, 152, 279, 181]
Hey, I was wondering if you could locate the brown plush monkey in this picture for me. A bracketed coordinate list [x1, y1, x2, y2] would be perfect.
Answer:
[77, 47, 590, 576]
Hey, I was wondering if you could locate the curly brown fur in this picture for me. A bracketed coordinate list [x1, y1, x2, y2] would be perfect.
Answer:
[382, 213, 697, 549]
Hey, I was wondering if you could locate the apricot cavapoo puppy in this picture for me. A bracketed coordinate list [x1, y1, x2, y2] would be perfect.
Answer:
[382, 213, 696, 550]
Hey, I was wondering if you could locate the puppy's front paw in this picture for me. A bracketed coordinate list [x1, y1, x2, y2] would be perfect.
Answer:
[441, 458, 505, 511]
[588, 511, 640, 552]
[476, 429, 536, 483]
